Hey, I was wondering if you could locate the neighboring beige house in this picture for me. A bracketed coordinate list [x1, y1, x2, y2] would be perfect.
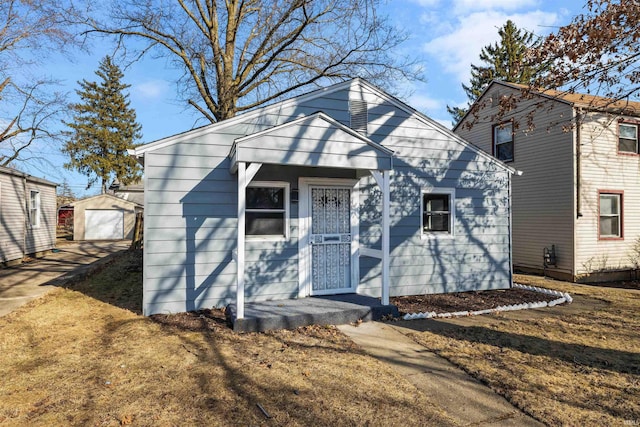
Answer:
[71, 194, 141, 240]
[0, 166, 57, 265]
[455, 80, 640, 282]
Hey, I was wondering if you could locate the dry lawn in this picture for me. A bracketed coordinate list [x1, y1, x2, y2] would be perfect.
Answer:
[0, 250, 455, 426]
[404, 274, 640, 427]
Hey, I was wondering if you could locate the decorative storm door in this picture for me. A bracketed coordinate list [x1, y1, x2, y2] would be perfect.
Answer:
[310, 186, 353, 294]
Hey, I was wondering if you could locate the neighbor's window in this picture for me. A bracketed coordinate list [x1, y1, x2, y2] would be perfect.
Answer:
[493, 122, 514, 162]
[422, 189, 454, 237]
[619, 123, 638, 154]
[246, 182, 289, 238]
[30, 190, 41, 228]
[599, 192, 622, 239]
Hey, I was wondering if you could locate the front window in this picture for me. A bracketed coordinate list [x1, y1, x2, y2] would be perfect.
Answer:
[422, 189, 454, 237]
[619, 123, 638, 154]
[246, 182, 289, 238]
[30, 190, 40, 228]
[493, 122, 514, 162]
[599, 192, 622, 239]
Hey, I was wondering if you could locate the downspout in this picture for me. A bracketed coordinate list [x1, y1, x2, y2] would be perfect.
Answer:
[509, 171, 514, 286]
[574, 107, 583, 282]
[576, 108, 583, 218]
[22, 175, 27, 258]
[509, 169, 523, 286]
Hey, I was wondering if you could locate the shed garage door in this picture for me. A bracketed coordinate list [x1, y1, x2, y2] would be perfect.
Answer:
[85, 210, 124, 240]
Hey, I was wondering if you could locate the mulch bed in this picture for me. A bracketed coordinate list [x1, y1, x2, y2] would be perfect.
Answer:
[152, 288, 563, 332]
[391, 288, 560, 315]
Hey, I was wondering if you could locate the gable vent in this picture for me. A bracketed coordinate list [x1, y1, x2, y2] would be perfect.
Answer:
[349, 100, 368, 135]
[491, 91, 502, 107]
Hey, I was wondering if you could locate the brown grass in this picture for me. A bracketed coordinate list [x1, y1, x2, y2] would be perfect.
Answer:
[404, 274, 640, 426]
[0, 250, 455, 426]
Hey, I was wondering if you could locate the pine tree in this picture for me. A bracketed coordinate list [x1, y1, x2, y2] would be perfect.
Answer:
[448, 20, 547, 125]
[63, 56, 142, 194]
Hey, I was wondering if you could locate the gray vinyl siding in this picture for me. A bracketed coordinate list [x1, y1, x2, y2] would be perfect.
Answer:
[456, 84, 576, 278]
[0, 169, 56, 263]
[574, 112, 640, 275]
[356, 88, 512, 296]
[143, 82, 513, 314]
[24, 182, 56, 254]
[0, 172, 26, 262]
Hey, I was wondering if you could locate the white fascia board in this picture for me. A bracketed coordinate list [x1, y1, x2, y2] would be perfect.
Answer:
[232, 111, 394, 156]
[130, 80, 359, 157]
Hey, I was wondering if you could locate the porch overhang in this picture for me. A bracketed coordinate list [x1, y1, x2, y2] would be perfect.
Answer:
[231, 112, 394, 321]
[228, 112, 393, 173]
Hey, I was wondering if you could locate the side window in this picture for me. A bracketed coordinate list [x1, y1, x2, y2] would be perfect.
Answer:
[619, 123, 638, 154]
[30, 190, 41, 228]
[246, 182, 289, 239]
[598, 191, 622, 239]
[493, 122, 514, 162]
[421, 189, 455, 237]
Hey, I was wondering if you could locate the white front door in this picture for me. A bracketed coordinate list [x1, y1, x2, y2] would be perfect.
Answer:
[309, 186, 355, 295]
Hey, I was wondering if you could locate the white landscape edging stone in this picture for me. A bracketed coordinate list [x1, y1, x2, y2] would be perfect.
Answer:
[401, 283, 573, 321]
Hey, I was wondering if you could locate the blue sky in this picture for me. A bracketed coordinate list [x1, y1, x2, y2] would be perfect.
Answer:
[20, 0, 586, 197]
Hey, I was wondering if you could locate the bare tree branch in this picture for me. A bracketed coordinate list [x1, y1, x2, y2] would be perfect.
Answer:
[73, 0, 422, 123]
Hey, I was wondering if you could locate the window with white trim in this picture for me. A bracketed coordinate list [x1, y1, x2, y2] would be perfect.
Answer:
[619, 123, 638, 153]
[493, 122, 514, 162]
[30, 190, 41, 228]
[246, 182, 289, 238]
[422, 189, 454, 237]
[599, 192, 622, 239]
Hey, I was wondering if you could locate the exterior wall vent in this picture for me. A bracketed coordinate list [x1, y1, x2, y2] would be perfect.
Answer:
[491, 91, 501, 107]
[349, 100, 368, 135]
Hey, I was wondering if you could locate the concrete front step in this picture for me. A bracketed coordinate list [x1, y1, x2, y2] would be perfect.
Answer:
[227, 294, 399, 332]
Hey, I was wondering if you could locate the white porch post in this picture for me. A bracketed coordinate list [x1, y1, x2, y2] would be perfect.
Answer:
[236, 161, 247, 319]
[371, 170, 391, 305]
[381, 170, 390, 305]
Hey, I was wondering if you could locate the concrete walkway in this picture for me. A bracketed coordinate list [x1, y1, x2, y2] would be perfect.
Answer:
[0, 240, 130, 317]
[338, 321, 544, 426]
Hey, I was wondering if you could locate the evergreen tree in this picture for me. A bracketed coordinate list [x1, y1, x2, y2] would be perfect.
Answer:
[63, 56, 142, 194]
[448, 20, 547, 125]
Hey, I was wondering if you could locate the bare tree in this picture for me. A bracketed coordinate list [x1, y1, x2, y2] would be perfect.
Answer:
[530, 0, 639, 106]
[78, 0, 421, 123]
[460, 1, 639, 132]
[0, 0, 76, 167]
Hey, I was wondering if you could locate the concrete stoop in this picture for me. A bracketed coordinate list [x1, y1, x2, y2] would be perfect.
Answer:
[227, 294, 399, 332]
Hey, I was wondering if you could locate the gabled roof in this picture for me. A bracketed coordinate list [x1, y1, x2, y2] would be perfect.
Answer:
[71, 193, 142, 208]
[229, 112, 393, 172]
[456, 80, 640, 131]
[503, 81, 640, 115]
[0, 165, 57, 187]
[129, 78, 516, 175]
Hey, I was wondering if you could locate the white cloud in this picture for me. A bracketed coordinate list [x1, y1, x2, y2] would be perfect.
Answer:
[408, 93, 444, 113]
[410, 0, 441, 7]
[132, 79, 169, 101]
[422, 10, 560, 83]
[452, 0, 539, 13]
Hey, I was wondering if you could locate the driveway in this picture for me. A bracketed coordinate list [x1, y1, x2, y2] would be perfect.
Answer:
[0, 240, 130, 317]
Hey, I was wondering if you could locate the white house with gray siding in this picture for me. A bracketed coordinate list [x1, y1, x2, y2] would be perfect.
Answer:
[129, 79, 517, 316]
[0, 166, 57, 265]
[455, 80, 640, 282]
